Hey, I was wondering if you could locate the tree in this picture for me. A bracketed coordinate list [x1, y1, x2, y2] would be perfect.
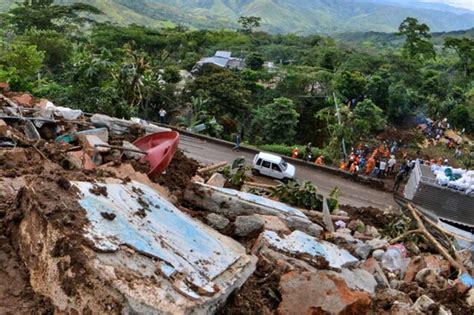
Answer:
[397, 17, 435, 60]
[250, 97, 299, 144]
[352, 99, 386, 139]
[333, 71, 367, 101]
[245, 52, 264, 70]
[8, 0, 102, 33]
[367, 75, 389, 110]
[238, 16, 262, 34]
[444, 37, 474, 77]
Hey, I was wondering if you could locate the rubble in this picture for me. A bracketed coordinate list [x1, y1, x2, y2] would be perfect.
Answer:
[1, 87, 473, 314]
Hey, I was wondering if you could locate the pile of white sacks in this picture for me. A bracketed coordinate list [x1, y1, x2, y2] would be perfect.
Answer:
[432, 165, 474, 195]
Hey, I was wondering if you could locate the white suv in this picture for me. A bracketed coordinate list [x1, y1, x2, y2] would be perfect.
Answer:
[252, 152, 296, 182]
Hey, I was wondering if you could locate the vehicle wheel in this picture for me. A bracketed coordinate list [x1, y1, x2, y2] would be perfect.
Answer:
[282, 177, 291, 184]
[251, 169, 260, 175]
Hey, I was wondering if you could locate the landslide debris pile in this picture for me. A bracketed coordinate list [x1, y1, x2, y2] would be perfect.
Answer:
[0, 88, 473, 314]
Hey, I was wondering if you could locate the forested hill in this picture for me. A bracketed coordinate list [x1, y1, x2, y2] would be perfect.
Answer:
[2, 0, 474, 34]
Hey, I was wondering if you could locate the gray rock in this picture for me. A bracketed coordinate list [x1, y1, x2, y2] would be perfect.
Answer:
[366, 238, 389, 250]
[328, 268, 377, 296]
[355, 243, 372, 260]
[122, 141, 143, 160]
[286, 216, 323, 238]
[389, 280, 404, 290]
[336, 228, 352, 234]
[372, 249, 385, 261]
[234, 215, 265, 237]
[206, 173, 226, 188]
[365, 225, 380, 238]
[206, 213, 230, 230]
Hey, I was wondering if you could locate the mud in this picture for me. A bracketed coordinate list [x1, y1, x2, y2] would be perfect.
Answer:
[156, 150, 199, 199]
[341, 205, 397, 229]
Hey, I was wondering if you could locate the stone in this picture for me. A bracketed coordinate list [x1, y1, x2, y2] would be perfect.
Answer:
[467, 289, 474, 307]
[0, 119, 9, 137]
[286, 217, 323, 238]
[205, 213, 230, 231]
[234, 215, 265, 237]
[355, 243, 372, 260]
[336, 228, 352, 234]
[79, 134, 110, 154]
[259, 215, 291, 234]
[327, 268, 377, 296]
[415, 268, 448, 289]
[354, 231, 373, 240]
[367, 238, 389, 250]
[278, 271, 372, 315]
[10, 93, 34, 106]
[333, 209, 348, 216]
[372, 249, 385, 261]
[424, 255, 450, 278]
[331, 231, 357, 244]
[206, 173, 226, 188]
[411, 295, 450, 314]
[376, 288, 412, 305]
[362, 258, 390, 289]
[191, 175, 205, 183]
[66, 150, 96, 170]
[348, 219, 366, 233]
[122, 141, 143, 160]
[404, 256, 427, 283]
[365, 225, 380, 238]
[389, 280, 404, 290]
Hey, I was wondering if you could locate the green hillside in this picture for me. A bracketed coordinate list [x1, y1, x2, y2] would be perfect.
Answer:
[2, 0, 474, 34]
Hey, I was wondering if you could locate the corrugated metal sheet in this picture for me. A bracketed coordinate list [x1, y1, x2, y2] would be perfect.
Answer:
[404, 162, 474, 227]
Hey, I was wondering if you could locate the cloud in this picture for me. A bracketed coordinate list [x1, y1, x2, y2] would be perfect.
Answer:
[421, 0, 474, 10]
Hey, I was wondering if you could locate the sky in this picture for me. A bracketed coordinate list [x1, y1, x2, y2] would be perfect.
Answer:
[421, 0, 474, 10]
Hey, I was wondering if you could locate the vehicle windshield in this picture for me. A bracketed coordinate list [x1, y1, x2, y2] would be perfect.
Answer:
[280, 160, 288, 171]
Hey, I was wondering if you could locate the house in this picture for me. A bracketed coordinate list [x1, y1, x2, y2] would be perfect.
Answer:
[192, 51, 246, 73]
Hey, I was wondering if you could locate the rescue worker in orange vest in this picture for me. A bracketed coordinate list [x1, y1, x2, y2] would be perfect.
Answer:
[366, 156, 376, 175]
[339, 160, 347, 171]
[349, 161, 358, 175]
[315, 155, 324, 165]
[291, 147, 300, 159]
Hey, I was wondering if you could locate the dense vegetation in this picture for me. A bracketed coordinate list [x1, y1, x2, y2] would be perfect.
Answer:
[0, 1, 473, 162]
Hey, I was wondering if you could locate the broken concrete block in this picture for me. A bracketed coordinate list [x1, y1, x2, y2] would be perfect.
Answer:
[258, 215, 291, 234]
[75, 127, 109, 142]
[355, 242, 372, 260]
[278, 271, 371, 315]
[66, 150, 96, 170]
[415, 268, 448, 289]
[122, 141, 143, 160]
[79, 134, 110, 154]
[206, 172, 226, 188]
[367, 238, 389, 250]
[362, 258, 390, 289]
[10, 93, 34, 106]
[254, 230, 358, 269]
[184, 182, 317, 235]
[17, 179, 256, 314]
[205, 213, 230, 230]
[327, 268, 377, 296]
[234, 215, 265, 237]
[372, 249, 385, 261]
[404, 256, 427, 283]
[0, 119, 9, 137]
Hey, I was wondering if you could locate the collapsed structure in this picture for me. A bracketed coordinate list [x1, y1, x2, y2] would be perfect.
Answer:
[1, 87, 473, 314]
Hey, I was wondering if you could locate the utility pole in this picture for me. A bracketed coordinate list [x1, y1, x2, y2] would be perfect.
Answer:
[333, 92, 347, 160]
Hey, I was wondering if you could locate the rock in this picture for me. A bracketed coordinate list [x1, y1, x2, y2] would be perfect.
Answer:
[332, 231, 357, 244]
[333, 209, 348, 216]
[389, 280, 404, 290]
[405, 241, 420, 255]
[122, 141, 143, 160]
[191, 175, 205, 183]
[79, 134, 110, 154]
[327, 268, 377, 296]
[206, 173, 226, 188]
[365, 225, 380, 238]
[362, 258, 390, 289]
[355, 243, 372, 260]
[336, 227, 352, 234]
[424, 255, 450, 278]
[234, 215, 265, 237]
[376, 288, 412, 305]
[354, 231, 373, 240]
[373, 249, 385, 261]
[404, 256, 427, 283]
[348, 219, 366, 233]
[206, 213, 230, 230]
[66, 150, 97, 170]
[467, 289, 474, 307]
[367, 238, 389, 250]
[415, 268, 448, 289]
[0, 119, 9, 138]
[10, 93, 34, 106]
[411, 295, 450, 314]
[286, 217, 323, 238]
[278, 271, 372, 315]
[259, 215, 291, 234]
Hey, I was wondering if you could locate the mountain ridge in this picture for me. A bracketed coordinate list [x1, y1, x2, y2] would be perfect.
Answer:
[2, 0, 474, 34]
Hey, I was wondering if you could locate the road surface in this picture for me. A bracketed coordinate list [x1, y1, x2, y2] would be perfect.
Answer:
[179, 134, 399, 211]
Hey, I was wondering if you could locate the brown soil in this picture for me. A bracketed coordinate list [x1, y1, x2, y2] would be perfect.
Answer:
[341, 205, 397, 229]
[156, 150, 199, 199]
[216, 256, 282, 315]
[426, 286, 474, 315]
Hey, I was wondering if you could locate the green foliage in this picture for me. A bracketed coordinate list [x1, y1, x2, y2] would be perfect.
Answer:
[333, 71, 367, 100]
[444, 37, 474, 77]
[250, 97, 299, 145]
[238, 16, 261, 34]
[245, 52, 264, 70]
[270, 181, 322, 211]
[397, 17, 435, 60]
[352, 99, 386, 139]
[258, 144, 331, 162]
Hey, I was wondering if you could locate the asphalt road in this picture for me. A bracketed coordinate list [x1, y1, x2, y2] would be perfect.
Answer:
[179, 134, 399, 211]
